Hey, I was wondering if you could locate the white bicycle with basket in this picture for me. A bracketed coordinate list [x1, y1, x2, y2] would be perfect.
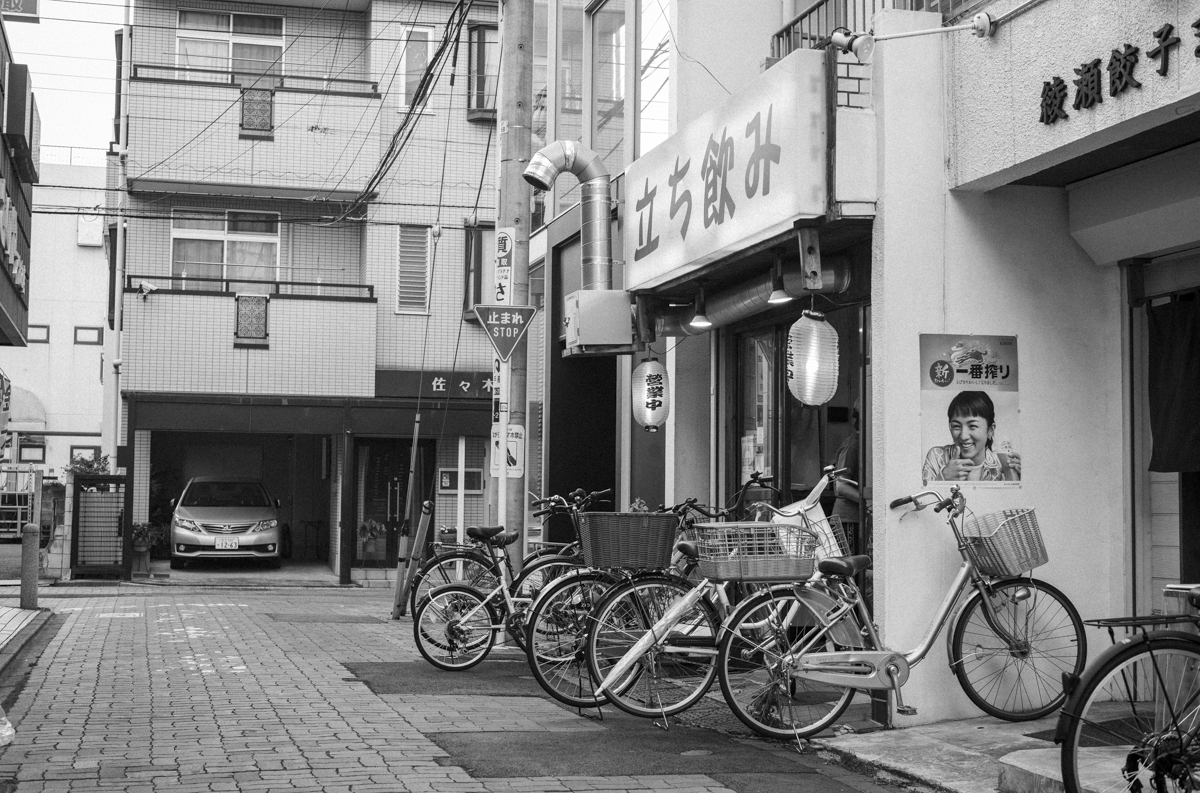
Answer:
[592, 478, 1088, 739]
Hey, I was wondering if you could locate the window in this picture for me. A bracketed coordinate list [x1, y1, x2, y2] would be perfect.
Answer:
[235, 294, 269, 343]
[396, 225, 431, 313]
[176, 10, 284, 87]
[26, 324, 47, 343]
[69, 446, 101, 463]
[590, 0, 626, 173]
[557, 4, 584, 216]
[400, 27, 433, 106]
[18, 444, 44, 464]
[637, 0, 670, 156]
[438, 468, 483, 494]
[74, 326, 103, 345]
[171, 209, 280, 293]
[467, 25, 498, 120]
[463, 223, 496, 317]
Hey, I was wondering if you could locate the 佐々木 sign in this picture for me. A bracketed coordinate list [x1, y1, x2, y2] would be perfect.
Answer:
[624, 50, 826, 290]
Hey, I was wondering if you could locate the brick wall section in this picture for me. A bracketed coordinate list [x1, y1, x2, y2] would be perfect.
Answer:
[122, 292, 376, 396]
[134, 431, 151, 523]
[837, 54, 872, 108]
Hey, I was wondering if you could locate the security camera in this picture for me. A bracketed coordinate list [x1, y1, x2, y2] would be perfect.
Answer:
[138, 281, 158, 299]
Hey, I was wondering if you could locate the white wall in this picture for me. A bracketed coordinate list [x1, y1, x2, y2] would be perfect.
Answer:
[873, 10, 1127, 724]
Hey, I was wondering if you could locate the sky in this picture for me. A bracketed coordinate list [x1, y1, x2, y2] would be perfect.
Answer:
[5, 0, 125, 153]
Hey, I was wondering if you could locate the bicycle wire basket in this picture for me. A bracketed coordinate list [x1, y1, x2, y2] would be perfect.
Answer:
[961, 508, 1048, 577]
[576, 511, 680, 570]
[691, 521, 821, 582]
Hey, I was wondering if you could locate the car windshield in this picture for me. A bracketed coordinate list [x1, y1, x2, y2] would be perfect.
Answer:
[181, 482, 270, 508]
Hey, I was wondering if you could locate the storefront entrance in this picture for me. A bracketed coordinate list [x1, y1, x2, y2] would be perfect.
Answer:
[352, 437, 436, 567]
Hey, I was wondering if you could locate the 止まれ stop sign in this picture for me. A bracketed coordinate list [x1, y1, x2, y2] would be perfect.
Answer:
[474, 305, 537, 362]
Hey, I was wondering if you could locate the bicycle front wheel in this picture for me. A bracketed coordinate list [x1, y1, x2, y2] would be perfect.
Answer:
[505, 555, 583, 652]
[586, 574, 720, 718]
[409, 550, 499, 615]
[525, 568, 619, 708]
[717, 586, 856, 739]
[1061, 634, 1200, 793]
[950, 577, 1085, 720]
[413, 584, 497, 671]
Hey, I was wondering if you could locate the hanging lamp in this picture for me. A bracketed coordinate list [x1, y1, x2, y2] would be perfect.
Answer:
[786, 310, 839, 405]
[690, 288, 712, 329]
[631, 358, 670, 432]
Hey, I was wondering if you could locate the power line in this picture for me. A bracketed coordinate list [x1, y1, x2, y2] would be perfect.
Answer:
[30, 206, 492, 227]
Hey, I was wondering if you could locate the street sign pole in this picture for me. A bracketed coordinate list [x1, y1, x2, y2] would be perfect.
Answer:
[497, 0, 533, 571]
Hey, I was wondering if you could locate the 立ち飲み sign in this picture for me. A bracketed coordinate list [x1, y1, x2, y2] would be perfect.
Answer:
[623, 49, 826, 290]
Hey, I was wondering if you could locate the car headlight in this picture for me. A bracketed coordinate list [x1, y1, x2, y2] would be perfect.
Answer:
[174, 517, 199, 531]
[251, 519, 278, 533]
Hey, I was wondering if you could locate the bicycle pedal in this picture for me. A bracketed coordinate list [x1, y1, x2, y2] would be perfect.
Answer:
[896, 705, 918, 716]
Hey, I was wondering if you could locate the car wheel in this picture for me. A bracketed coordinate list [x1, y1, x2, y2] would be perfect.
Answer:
[265, 557, 282, 570]
[169, 557, 185, 570]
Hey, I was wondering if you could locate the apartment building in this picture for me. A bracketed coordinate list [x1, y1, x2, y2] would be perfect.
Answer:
[0, 25, 41, 346]
[109, 0, 502, 582]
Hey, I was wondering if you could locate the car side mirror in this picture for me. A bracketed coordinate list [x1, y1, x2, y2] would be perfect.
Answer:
[169, 498, 176, 508]
[275, 499, 281, 509]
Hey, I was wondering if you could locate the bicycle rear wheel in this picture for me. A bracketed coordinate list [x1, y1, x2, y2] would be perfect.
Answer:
[717, 586, 855, 739]
[586, 574, 719, 718]
[950, 577, 1085, 720]
[413, 584, 497, 671]
[409, 550, 499, 615]
[1060, 634, 1200, 793]
[505, 555, 583, 652]
[525, 568, 618, 708]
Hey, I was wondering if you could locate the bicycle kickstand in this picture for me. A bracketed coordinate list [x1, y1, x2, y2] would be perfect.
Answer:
[652, 691, 670, 731]
[886, 663, 917, 716]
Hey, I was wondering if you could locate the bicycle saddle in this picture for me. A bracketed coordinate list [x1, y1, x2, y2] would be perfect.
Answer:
[675, 540, 699, 559]
[817, 554, 872, 578]
[466, 525, 506, 540]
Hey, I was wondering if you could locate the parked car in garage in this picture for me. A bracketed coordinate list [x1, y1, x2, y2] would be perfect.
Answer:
[170, 477, 282, 570]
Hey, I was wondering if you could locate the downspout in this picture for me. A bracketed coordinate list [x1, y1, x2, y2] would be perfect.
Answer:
[523, 141, 611, 290]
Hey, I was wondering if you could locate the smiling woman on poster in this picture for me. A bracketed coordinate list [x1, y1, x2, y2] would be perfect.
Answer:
[922, 390, 1021, 484]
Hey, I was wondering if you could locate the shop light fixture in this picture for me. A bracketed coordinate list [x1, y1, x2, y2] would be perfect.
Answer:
[690, 288, 713, 329]
[631, 357, 670, 432]
[767, 258, 792, 305]
[828, 12, 995, 65]
[786, 310, 839, 406]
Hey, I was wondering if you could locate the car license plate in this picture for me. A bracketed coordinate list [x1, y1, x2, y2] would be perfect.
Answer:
[215, 537, 239, 550]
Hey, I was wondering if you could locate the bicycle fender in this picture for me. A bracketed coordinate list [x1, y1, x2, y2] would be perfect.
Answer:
[1053, 628, 1200, 744]
[793, 586, 866, 648]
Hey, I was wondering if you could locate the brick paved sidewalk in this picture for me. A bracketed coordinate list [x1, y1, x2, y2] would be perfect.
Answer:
[0, 589, 888, 793]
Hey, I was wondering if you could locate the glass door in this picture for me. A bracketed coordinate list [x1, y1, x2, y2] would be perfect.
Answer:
[354, 437, 437, 567]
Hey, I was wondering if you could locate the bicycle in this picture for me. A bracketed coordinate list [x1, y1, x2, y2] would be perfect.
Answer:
[411, 521, 584, 670]
[1056, 589, 1200, 793]
[594, 479, 1087, 739]
[585, 467, 851, 722]
[524, 497, 723, 710]
[405, 490, 599, 614]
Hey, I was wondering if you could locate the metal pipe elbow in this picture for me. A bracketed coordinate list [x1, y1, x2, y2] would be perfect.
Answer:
[523, 140, 608, 191]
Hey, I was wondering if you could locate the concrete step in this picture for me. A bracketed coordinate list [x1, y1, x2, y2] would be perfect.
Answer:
[998, 748, 1064, 793]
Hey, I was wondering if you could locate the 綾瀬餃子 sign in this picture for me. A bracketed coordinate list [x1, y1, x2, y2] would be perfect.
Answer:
[623, 49, 827, 291]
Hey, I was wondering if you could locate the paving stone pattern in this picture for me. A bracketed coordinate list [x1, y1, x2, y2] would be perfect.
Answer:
[0, 587, 883, 793]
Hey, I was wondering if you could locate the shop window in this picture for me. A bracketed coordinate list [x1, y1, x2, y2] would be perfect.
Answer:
[467, 24, 498, 120]
[74, 326, 103, 345]
[171, 209, 279, 293]
[463, 223, 496, 318]
[400, 27, 433, 106]
[176, 10, 283, 87]
[737, 332, 776, 486]
[26, 324, 47, 343]
[556, 2, 584, 216]
[396, 224, 431, 313]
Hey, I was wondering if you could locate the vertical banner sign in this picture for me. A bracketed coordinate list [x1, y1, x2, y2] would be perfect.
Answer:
[919, 335, 1020, 487]
[490, 424, 525, 478]
[494, 227, 515, 306]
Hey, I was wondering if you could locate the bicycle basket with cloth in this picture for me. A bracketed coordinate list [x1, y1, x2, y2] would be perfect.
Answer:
[961, 508, 1047, 577]
[576, 512, 680, 569]
[691, 522, 821, 582]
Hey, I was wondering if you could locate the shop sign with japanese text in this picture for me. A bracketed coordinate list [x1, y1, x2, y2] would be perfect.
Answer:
[624, 49, 826, 291]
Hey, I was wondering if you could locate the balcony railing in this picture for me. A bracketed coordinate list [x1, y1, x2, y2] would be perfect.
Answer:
[771, 0, 997, 58]
[132, 64, 379, 97]
[127, 274, 374, 300]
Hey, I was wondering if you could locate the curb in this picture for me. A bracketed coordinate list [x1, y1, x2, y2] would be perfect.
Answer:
[810, 737, 958, 793]
[0, 610, 52, 682]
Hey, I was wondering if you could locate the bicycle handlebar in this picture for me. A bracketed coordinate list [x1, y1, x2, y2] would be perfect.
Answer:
[889, 487, 964, 516]
[888, 495, 913, 509]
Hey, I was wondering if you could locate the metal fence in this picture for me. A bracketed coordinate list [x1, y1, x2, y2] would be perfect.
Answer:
[771, 0, 997, 58]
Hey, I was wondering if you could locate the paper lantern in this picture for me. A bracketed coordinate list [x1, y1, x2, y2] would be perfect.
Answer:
[632, 358, 670, 432]
[786, 310, 839, 406]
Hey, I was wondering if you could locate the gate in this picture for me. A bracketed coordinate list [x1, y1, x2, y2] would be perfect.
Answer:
[71, 475, 126, 577]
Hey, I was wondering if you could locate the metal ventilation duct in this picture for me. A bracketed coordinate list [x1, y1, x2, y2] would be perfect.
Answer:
[523, 141, 612, 291]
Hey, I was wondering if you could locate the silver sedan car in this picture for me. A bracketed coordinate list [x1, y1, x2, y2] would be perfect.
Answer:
[170, 477, 283, 570]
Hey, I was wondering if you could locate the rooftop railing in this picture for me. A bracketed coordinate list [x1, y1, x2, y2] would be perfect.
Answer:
[132, 64, 380, 97]
[771, 0, 997, 58]
[127, 274, 374, 300]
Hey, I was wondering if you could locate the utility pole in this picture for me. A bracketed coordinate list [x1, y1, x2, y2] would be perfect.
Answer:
[496, 0, 533, 569]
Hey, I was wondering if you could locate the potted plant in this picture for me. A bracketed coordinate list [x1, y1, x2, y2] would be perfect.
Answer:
[132, 522, 163, 552]
[358, 519, 385, 554]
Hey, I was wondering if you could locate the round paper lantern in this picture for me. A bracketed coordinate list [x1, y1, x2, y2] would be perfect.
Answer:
[632, 358, 670, 432]
[786, 310, 839, 406]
